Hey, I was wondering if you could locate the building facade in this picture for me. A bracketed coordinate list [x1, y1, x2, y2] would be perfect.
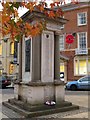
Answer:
[0, 38, 18, 78]
[59, 2, 90, 81]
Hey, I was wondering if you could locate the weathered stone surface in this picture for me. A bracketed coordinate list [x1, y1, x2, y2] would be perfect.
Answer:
[15, 10, 67, 105]
[41, 30, 54, 83]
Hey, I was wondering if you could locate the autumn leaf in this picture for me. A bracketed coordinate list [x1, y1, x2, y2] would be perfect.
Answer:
[0, 1, 69, 41]
[14, 9, 19, 17]
[25, 23, 32, 30]
[50, 3, 55, 8]
[39, 5, 44, 11]
[56, 8, 64, 17]
[48, 11, 55, 18]
[25, 2, 36, 12]
[21, 2, 26, 7]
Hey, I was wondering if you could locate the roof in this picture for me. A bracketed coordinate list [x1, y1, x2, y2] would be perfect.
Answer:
[21, 8, 68, 25]
[60, 2, 90, 11]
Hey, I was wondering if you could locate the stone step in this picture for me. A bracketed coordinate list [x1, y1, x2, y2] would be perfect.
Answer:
[3, 100, 79, 118]
[8, 98, 73, 112]
[3, 101, 29, 118]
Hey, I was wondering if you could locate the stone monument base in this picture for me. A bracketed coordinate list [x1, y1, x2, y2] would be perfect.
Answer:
[14, 80, 65, 105]
[2, 81, 79, 118]
[3, 98, 79, 118]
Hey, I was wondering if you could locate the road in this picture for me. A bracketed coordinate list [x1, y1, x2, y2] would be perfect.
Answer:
[0, 87, 90, 119]
[1, 87, 90, 95]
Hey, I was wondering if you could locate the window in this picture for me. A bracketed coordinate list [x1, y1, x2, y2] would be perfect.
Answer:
[78, 32, 87, 49]
[75, 60, 78, 75]
[88, 60, 90, 74]
[74, 58, 90, 76]
[59, 35, 64, 51]
[25, 39, 31, 72]
[10, 42, 14, 54]
[60, 63, 64, 72]
[9, 63, 14, 74]
[14, 41, 18, 63]
[0, 43, 2, 55]
[77, 12, 87, 26]
[80, 77, 88, 82]
[79, 60, 87, 75]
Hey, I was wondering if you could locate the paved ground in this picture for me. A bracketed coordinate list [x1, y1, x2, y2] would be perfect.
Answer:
[37, 91, 89, 119]
[0, 88, 90, 119]
[0, 87, 22, 119]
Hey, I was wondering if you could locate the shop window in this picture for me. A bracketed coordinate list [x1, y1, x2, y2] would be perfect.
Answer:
[79, 60, 87, 75]
[75, 60, 78, 75]
[60, 63, 64, 72]
[88, 60, 90, 74]
[74, 59, 88, 75]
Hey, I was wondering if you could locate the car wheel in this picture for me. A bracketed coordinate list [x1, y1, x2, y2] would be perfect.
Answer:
[70, 85, 77, 91]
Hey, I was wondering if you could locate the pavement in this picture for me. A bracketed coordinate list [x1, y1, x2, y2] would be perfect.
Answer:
[0, 89, 90, 119]
[0, 90, 8, 119]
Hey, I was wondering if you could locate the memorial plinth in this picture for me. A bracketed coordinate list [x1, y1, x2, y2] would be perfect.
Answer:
[14, 10, 67, 105]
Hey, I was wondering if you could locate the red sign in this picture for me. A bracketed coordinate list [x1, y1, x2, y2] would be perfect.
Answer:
[65, 34, 74, 44]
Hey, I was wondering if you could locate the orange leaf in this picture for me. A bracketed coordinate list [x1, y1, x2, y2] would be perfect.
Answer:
[14, 9, 18, 17]
[48, 11, 55, 18]
[39, 6, 44, 11]
[50, 3, 55, 8]
[25, 23, 32, 30]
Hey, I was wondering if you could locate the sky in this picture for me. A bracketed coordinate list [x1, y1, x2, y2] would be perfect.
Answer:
[18, 0, 55, 17]
[0, 0, 88, 17]
[0, 0, 71, 16]
[18, 0, 72, 17]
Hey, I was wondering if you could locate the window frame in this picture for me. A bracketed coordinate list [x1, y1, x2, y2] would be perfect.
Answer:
[74, 57, 89, 76]
[80, 77, 88, 82]
[10, 42, 14, 55]
[9, 62, 14, 74]
[25, 38, 31, 72]
[77, 32, 87, 50]
[77, 12, 87, 26]
[59, 35, 65, 51]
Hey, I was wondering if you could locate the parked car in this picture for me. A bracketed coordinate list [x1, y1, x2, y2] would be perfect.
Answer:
[0, 76, 11, 88]
[65, 75, 90, 90]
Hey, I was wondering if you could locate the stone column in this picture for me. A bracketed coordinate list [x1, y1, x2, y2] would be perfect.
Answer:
[41, 30, 54, 82]
[54, 34, 65, 102]
[32, 35, 41, 81]
[41, 30, 55, 101]
[14, 38, 22, 100]
[18, 39, 22, 80]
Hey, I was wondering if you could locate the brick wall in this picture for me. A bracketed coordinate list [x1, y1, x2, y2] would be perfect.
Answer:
[60, 3, 89, 81]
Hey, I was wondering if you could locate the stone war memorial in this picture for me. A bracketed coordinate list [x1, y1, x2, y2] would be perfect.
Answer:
[3, 9, 79, 118]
